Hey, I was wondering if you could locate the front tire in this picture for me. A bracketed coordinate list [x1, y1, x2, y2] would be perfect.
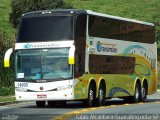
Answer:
[36, 101, 45, 107]
[48, 101, 56, 107]
[48, 101, 66, 107]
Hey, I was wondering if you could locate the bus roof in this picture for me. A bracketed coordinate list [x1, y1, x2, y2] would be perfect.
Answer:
[22, 9, 154, 26]
[86, 10, 154, 26]
[22, 9, 87, 17]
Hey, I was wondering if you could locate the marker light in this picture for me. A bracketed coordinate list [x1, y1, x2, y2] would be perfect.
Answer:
[4, 48, 13, 67]
[68, 46, 75, 64]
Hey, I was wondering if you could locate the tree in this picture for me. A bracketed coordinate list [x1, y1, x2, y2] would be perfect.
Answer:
[9, 0, 73, 28]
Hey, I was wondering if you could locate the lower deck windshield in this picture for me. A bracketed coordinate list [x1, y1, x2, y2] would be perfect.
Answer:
[15, 48, 72, 81]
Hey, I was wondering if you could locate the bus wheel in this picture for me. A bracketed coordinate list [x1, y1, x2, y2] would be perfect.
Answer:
[131, 83, 140, 103]
[36, 101, 45, 107]
[48, 101, 56, 107]
[84, 84, 96, 107]
[48, 101, 66, 107]
[140, 85, 147, 102]
[97, 84, 105, 106]
[56, 101, 66, 106]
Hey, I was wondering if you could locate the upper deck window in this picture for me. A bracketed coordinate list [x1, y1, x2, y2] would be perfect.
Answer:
[17, 15, 74, 42]
[89, 15, 155, 44]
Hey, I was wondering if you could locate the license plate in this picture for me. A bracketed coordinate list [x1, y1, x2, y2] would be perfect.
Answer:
[37, 94, 47, 98]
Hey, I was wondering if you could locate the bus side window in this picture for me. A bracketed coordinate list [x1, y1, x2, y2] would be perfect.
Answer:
[74, 15, 86, 78]
[75, 54, 82, 72]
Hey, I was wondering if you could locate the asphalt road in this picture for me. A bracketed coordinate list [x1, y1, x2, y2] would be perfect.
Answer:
[0, 91, 160, 120]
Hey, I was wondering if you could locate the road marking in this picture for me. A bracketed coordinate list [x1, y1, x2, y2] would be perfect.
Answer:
[138, 102, 144, 104]
[99, 106, 105, 109]
[155, 101, 160, 104]
[52, 101, 160, 120]
[90, 107, 97, 110]
[73, 111, 80, 114]
[82, 109, 88, 112]
[124, 104, 130, 106]
[110, 105, 116, 107]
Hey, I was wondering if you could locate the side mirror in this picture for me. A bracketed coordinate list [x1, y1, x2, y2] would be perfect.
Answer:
[68, 46, 75, 65]
[4, 48, 13, 67]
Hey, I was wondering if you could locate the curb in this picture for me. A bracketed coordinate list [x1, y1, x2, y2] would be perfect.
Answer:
[0, 101, 21, 106]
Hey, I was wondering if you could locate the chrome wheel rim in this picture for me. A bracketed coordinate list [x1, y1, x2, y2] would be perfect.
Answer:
[99, 89, 103, 101]
[135, 87, 139, 100]
[141, 87, 146, 98]
[90, 89, 94, 101]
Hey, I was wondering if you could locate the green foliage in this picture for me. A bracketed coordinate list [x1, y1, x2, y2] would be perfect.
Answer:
[0, 0, 15, 37]
[0, 87, 14, 96]
[66, 0, 160, 44]
[10, 0, 73, 28]
[0, 96, 15, 102]
[0, 59, 14, 86]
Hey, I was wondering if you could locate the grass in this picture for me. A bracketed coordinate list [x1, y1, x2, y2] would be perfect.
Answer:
[66, 0, 160, 46]
[0, 0, 15, 40]
[67, 0, 159, 21]
[0, 96, 15, 102]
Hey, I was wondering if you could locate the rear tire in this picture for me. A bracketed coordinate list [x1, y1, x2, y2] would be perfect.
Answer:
[36, 101, 45, 107]
[131, 83, 140, 103]
[97, 84, 105, 106]
[140, 85, 147, 102]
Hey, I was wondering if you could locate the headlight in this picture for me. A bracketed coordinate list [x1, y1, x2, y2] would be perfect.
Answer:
[16, 87, 28, 92]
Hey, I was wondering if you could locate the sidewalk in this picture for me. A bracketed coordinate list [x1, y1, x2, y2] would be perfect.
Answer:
[0, 95, 19, 106]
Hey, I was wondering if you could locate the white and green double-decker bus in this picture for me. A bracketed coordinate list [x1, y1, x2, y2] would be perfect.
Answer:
[4, 9, 157, 107]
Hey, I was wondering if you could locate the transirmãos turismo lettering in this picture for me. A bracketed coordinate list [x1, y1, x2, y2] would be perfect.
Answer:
[23, 43, 60, 49]
[96, 41, 117, 53]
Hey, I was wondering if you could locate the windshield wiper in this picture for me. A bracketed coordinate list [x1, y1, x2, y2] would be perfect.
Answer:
[24, 77, 37, 82]
[54, 74, 66, 80]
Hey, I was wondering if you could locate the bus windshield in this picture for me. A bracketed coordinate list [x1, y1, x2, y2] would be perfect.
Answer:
[15, 48, 72, 81]
[17, 15, 74, 42]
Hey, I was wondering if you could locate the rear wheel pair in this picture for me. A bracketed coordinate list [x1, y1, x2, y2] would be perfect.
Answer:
[84, 84, 105, 107]
[124, 83, 147, 103]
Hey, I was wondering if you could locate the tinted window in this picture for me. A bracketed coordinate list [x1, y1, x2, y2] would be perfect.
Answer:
[89, 54, 135, 74]
[74, 15, 87, 78]
[89, 15, 155, 43]
[18, 15, 74, 42]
